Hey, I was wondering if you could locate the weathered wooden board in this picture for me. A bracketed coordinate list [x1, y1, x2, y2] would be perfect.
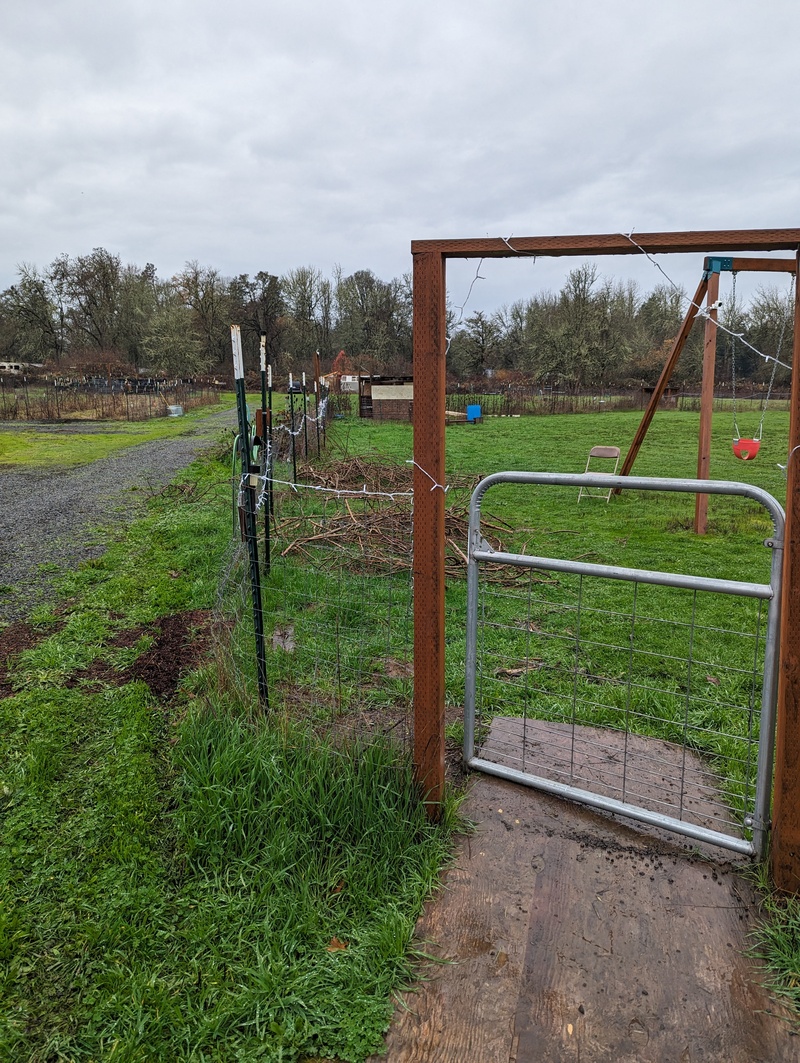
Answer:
[478, 717, 740, 837]
[375, 730, 798, 1061]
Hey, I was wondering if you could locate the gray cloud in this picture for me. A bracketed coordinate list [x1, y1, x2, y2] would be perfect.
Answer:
[1, 0, 798, 308]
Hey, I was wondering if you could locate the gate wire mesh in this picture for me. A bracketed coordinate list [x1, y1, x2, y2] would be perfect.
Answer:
[473, 571, 767, 841]
[465, 472, 784, 857]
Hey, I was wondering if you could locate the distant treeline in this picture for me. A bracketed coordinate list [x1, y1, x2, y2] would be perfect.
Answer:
[0, 250, 793, 388]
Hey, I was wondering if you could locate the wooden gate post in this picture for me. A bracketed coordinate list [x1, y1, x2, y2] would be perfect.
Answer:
[694, 268, 720, 534]
[772, 248, 800, 891]
[412, 249, 447, 815]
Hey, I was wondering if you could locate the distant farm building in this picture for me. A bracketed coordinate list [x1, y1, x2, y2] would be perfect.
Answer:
[358, 375, 413, 421]
[0, 362, 41, 375]
[320, 372, 360, 393]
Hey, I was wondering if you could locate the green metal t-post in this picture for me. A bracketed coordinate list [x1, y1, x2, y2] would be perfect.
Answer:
[302, 372, 309, 458]
[288, 376, 297, 485]
[313, 350, 322, 457]
[232, 325, 269, 709]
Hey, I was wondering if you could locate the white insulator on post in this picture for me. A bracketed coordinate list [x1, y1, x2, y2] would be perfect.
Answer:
[231, 325, 244, 380]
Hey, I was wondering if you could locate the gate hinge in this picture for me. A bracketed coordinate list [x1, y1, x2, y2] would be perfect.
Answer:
[764, 538, 783, 549]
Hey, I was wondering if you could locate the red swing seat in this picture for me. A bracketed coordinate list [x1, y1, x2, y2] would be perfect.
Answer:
[732, 438, 760, 461]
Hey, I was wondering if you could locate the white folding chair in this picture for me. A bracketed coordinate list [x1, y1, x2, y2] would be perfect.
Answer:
[577, 445, 621, 503]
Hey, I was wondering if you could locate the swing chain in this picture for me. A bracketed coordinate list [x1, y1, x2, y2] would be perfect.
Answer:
[730, 273, 741, 441]
[755, 271, 795, 441]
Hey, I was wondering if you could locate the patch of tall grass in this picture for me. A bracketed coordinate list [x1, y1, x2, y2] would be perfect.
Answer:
[0, 443, 460, 1062]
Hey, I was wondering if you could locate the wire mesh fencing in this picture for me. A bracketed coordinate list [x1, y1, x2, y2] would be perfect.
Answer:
[0, 376, 221, 421]
[465, 472, 784, 856]
[473, 573, 768, 837]
[216, 428, 487, 756]
[217, 453, 417, 746]
[266, 464, 416, 742]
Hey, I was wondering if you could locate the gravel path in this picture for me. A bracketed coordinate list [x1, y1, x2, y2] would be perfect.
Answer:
[0, 408, 237, 621]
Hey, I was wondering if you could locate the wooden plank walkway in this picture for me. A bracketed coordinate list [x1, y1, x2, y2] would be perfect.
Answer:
[375, 749, 799, 1061]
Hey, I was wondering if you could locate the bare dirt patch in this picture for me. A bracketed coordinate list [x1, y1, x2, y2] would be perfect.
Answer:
[61, 610, 216, 701]
[0, 619, 64, 697]
[124, 610, 214, 700]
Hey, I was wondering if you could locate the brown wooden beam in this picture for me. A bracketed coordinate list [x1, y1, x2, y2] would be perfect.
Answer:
[714, 257, 797, 274]
[694, 273, 720, 535]
[771, 248, 800, 892]
[412, 250, 447, 816]
[412, 229, 800, 260]
[617, 274, 709, 481]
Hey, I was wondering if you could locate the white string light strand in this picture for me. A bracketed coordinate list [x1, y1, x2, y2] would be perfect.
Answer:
[445, 258, 486, 358]
[500, 235, 538, 260]
[445, 234, 539, 356]
[251, 472, 414, 510]
[621, 230, 794, 372]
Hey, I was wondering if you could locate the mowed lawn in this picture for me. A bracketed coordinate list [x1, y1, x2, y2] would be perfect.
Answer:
[341, 406, 790, 585]
[336, 405, 800, 1015]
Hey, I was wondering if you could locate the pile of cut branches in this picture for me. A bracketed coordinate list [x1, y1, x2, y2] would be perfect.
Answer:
[273, 458, 528, 581]
[299, 455, 478, 496]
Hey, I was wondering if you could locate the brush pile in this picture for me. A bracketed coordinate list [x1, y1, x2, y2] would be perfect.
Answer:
[272, 457, 514, 579]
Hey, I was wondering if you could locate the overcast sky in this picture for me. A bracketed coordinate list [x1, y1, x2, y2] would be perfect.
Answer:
[2, 0, 798, 313]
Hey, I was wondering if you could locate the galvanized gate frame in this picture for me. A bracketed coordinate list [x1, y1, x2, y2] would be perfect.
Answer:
[464, 471, 785, 859]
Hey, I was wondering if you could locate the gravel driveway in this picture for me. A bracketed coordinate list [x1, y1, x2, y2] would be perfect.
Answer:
[0, 408, 237, 622]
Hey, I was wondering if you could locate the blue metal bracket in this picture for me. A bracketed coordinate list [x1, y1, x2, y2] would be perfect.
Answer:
[704, 256, 734, 274]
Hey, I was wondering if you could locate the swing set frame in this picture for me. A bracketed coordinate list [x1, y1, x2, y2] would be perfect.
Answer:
[411, 229, 800, 892]
[618, 254, 797, 534]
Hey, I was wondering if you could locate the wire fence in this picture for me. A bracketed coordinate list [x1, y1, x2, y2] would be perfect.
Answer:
[218, 455, 416, 746]
[0, 376, 221, 421]
[443, 387, 792, 418]
[217, 371, 488, 751]
[216, 375, 782, 839]
[267, 460, 416, 738]
[473, 570, 767, 829]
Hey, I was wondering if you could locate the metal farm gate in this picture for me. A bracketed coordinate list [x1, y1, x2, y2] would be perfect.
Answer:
[464, 472, 785, 859]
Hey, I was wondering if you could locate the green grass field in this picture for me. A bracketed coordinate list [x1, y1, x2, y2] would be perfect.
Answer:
[0, 394, 236, 467]
[268, 404, 800, 1015]
[2, 403, 800, 1059]
[0, 437, 459, 1062]
[304, 406, 788, 720]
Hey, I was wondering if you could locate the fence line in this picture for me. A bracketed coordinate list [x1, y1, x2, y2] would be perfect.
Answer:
[444, 388, 792, 418]
[0, 378, 221, 421]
